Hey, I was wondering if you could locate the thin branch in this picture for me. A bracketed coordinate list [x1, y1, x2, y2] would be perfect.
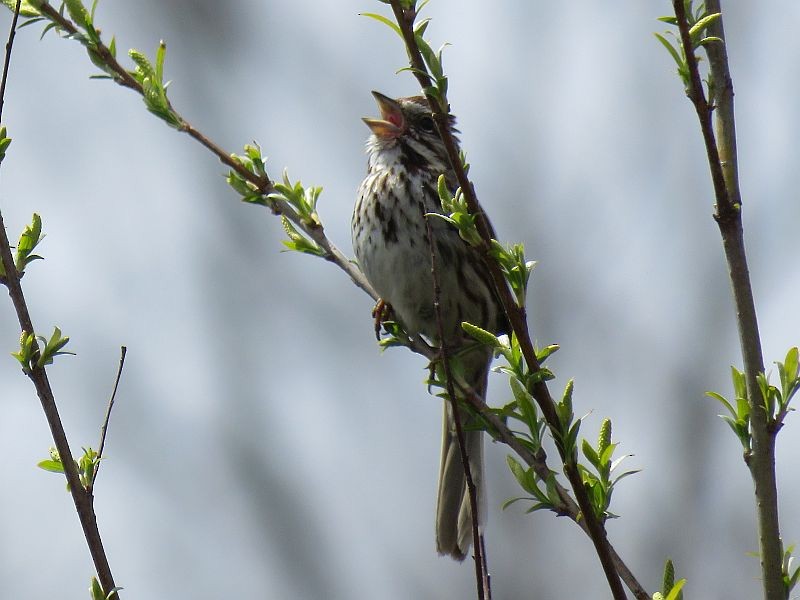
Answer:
[424, 213, 489, 599]
[91, 345, 127, 490]
[672, 2, 781, 598]
[33, 3, 381, 304]
[0, 211, 120, 596]
[0, 0, 21, 121]
[388, 3, 631, 598]
[0, 5, 118, 597]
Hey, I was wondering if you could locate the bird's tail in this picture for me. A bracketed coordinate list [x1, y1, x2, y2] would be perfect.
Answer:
[435, 357, 488, 560]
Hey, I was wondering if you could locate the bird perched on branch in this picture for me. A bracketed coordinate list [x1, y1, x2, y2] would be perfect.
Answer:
[352, 91, 505, 560]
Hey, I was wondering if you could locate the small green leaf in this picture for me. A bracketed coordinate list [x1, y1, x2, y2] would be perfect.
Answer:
[360, 12, 402, 38]
[461, 322, 500, 348]
[654, 32, 684, 69]
[37, 459, 65, 473]
[688, 12, 721, 44]
[63, 0, 91, 30]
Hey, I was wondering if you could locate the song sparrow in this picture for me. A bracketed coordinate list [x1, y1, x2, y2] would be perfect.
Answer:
[352, 91, 505, 560]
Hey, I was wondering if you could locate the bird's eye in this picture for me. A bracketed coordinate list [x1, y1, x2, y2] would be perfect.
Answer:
[418, 116, 436, 133]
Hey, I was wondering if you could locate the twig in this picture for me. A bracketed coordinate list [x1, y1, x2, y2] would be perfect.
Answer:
[91, 345, 127, 490]
[0, 211, 120, 596]
[672, 2, 782, 597]
[424, 213, 489, 600]
[33, 3, 380, 304]
[0, 5, 119, 597]
[388, 3, 631, 598]
[0, 0, 21, 122]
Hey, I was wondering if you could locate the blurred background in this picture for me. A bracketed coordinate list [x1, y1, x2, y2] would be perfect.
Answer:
[0, 1, 798, 598]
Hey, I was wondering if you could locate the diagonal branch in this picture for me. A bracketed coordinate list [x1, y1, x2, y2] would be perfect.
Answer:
[388, 3, 635, 598]
[424, 212, 490, 599]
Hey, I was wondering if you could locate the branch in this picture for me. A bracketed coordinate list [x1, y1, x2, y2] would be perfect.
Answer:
[424, 213, 489, 599]
[91, 345, 127, 491]
[0, 210, 120, 596]
[33, 2, 378, 303]
[388, 3, 633, 598]
[672, 3, 782, 598]
[0, 0, 20, 121]
[0, 5, 119, 597]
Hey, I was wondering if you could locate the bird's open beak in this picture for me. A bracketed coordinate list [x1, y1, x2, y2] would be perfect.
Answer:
[362, 91, 404, 139]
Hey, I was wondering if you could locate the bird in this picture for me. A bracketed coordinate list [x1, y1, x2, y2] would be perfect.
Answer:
[352, 91, 506, 560]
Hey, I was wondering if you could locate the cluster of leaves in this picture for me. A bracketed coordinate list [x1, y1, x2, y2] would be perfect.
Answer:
[652, 559, 686, 600]
[227, 143, 270, 205]
[227, 147, 326, 258]
[4, 0, 181, 128]
[12, 327, 74, 374]
[0, 212, 44, 281]
[458, 324, 638, 523]
[364, 1, 448, 111]
[655, 0, 721, 94]
[707, 347, 800, 451]
[435, 175, 536, 309]
[38, 446, 99, 491]
[579, 418, 639, 522]
[128, 43, 181, 128]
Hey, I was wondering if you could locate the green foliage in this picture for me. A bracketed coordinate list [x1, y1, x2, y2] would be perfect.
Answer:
[227, 143, 270, 204]
[431, 174, 482, 247]
[14, 213, 45, 273]
[268, 170, 322, 229]
[38, 446, 100, 491]
[363, 2, 448, 109]
[782, 543, 800, 597]
[89, 576, 121, 600]
[655, 0, 722, 92]
[0, 0, 42, 18]
[11, 327, 75, 374]
[502, 455, 562, 514]
[652, 558, 686, 600]
[706, 365, 751, 451]
[267, 171, 327, 257]
[489, 240, 535, 309]
[0, 125, 11, 164]
[578, 419, 639, 521]
[708, 347, 799, 447]
[0, 213, 44, 280]
[128, 43, 182, 128]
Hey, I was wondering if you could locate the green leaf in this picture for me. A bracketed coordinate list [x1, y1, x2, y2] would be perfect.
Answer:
[654, 32, 683, 69]
[688, 12, 721, 44]
[37, 459, 65, 473]
[665, 579, 686, 600]
[1, 0, 42, 17]
[360, 12, 402, 38]
[63, 0, 91, 30]
[461, 322, 500, 348]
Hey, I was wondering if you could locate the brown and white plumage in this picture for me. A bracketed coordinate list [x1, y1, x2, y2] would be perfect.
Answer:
[352, 92, 504, 560]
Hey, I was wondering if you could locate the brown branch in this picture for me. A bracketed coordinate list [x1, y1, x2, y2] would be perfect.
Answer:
[0, 0, 21, 121]
[672, 2, 782, 598]
[424, 213, 490, 599]
[33, 3, 378, 304]
[388, 3, 633, 598]
[91, 345, 127, 491]
[0, 6, 118, 597]
[0, 211, 120, 597]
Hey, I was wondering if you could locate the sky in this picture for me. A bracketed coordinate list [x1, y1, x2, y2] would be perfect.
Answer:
[1, 1, 799, 599]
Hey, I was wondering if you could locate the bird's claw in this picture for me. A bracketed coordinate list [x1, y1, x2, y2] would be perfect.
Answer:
[372, 299, 394, 340]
